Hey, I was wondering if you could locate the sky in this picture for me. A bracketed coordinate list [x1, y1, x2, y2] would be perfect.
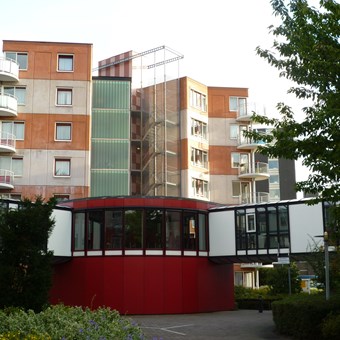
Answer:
[0, 0, 310, 182]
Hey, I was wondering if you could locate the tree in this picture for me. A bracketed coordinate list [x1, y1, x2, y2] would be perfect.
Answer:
[248, 0, 339, 202]
[0, 197, 56, 311]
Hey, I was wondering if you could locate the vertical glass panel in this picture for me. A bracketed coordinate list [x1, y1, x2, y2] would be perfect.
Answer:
[229, 96, 237, 111]
[14, 122, 24, 140]
[12, 158, 23, 176]
[236, 210, 246, 250]
[198, 213, 207, 251]
[145, 209, 163, 249]
[278, 205, 288, 231]
[247, 233, 257, 249]
[257, 207, 267, 249]
[124, 210, 142, 249]
[74, 212, 85, 251]
[105, 210, 123, 249]
[183, 212, 196, 251]
[268, 206, 278, 233]
[90, 170, 129, 197]
[88, 211, 104, 250]
[166, 210, 181, 250]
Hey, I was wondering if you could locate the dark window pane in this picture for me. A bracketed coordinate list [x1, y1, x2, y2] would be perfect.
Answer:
[124, 210, 142, 249]
[74, 213, 85, 250]
[166, 210, 181, 250]
[145, 209, 163, 249]
[183, 212, 196, 251]
[105, 210, 122, 249]
[88, 211, 104, 250]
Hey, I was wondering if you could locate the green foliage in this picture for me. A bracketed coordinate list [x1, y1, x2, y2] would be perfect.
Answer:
[264, 263, 302, 295]
[321, 313, 340, 340]
[234, 285, 270, 300]
[272, 293, 340, 339]
[0, 304, 143, 340]
[247, 0, 340, 204]
[0, 197, 56, 312]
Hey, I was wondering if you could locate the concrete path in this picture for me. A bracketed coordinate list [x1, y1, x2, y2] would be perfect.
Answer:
[130, 309, 291, 340]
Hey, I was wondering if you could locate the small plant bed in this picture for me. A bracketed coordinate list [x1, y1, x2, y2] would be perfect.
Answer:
[0, 304, 144, 340]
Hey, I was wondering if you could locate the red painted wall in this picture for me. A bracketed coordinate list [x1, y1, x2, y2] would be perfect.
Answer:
[50, 256, 234, 315]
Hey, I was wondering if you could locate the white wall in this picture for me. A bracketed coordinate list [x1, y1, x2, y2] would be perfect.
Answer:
[48, 208, 72, 257]
[209, 210, 235, 256]
[289, 202, 324, 253]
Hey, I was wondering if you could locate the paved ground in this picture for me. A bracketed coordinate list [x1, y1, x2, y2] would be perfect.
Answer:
[130, 309, 291, 340]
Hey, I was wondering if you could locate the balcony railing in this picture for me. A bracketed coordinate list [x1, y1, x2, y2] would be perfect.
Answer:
[240, 192, 270, 204]
[0, 94, 18, 117]
[239, 162, 269, 180]
[237, 135, 266, 150]
[0, 57, 19, 82]
[0, 131, 16, 152]
[236, 102, 266, 122]
[0, 169, 14, 189]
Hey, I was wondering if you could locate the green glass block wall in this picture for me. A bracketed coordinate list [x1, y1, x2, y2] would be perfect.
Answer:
[91, 78, 131, 197]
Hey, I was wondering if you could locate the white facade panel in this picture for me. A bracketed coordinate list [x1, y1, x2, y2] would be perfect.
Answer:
[48, 208, 72, 257]
[209, 210, 236, 256]
[289, 202, 324, 253]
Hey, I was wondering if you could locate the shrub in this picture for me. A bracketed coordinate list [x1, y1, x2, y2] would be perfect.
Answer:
[321, 313, 340, 340]
[0, 305, 143, 340]
[272, 293, 340, 339]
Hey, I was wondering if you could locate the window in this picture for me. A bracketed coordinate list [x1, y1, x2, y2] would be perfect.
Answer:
[191, 118, 207, 139]
[230, 125, 238, 139]
[269, 159, 279, 170]
[183, 212, 196, 250]
[191, 147, 208, 168]
[232, 181, 241, 197]
[105, 210, 123, 249]
[4, 86, 26, 105]
[166, 210, 181, 250]
[191, 177, 208, 198]
[5, 52, 28, 70]
[231, 152, 248, 168]
[57, 88, 72, 105]
[55, 159, 71, 176]
[198, 213, 207, 251]
[190, 89, 206, 111]
[53, 194, 70, 202]
[14, 122, 25, 140]
[229, 96, 247, 115]
[145, 209, 163, 249]
[12, 157, 23, 176]
[270, 174, 279, 184]
[56, 122, 71, 141]
[246, 214, 256, 232]
[74, 212, 85, 251]
[58, 54, 74, 72]
[88, 211, 104, 250]
[124, 210, 142, 249]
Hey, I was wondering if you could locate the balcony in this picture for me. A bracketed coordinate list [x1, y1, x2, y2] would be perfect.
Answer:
[240, 192, 270, 204]
[0, 94, 18, 117]
[0, 131, 16, 153]
[238, 162, 269, 180]
[0, 169, 14, 189]
[236, 102, 266, 122]
[237, 135, 266, 150]
[0, 57, 19, 82]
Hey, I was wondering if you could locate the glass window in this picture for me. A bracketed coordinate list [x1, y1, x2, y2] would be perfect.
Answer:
[257, 207, 267, 249]
[191, 147, 208, 168]
[166, 210, 181, 250]
[236, 210, 247, 250]
[57, 88, 72, 105]
[270, 174, 279, 184]
[183, 212, 196, 251]
[232, 181, 240, 197]
[5, 52, 28, 70]
[247, 233, 257, 249]
[74, 212, 85, 251]
[124, 210, 142, 249]
[105, 210, 123, 249]
[269, 159, 279, 170]
[191, 177, 209, 198]
[246, 214, 256, 232]
[270, 188, 280, 200]
[198, 213, 207, 251]
[53, 194, 70, 202]
[278, 205, 288, 232]
[191, 118, 207, 139]
[268, 206, 278, 234]
[234, 272, 243, 286]
[88, 211, 103, 250]
[58, 55, 74, 71]
[230, 125, 238, 139]
[145, 209, 163, 249]
[56, 122, 71, 141]
[55, 159, 70, 176]
[190, 89, 207, 111]
[231, 152, 240, 168]
[12, 157, 23, 176]
[14, 122, 24, 140]
[229, 96, 237, 111]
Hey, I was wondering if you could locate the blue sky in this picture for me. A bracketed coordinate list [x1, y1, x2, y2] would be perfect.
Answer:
[1, 0, 310, 181]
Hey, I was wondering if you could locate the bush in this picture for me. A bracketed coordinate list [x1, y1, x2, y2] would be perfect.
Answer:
[321, 313, 340, 340]
[272, 293, 340, 339]
[0, 305, 143, 340]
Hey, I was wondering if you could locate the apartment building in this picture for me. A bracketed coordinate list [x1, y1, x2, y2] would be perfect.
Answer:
[0, 41, 92, 200]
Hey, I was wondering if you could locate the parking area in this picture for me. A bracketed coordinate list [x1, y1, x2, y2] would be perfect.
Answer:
[130, 309, 291, 339]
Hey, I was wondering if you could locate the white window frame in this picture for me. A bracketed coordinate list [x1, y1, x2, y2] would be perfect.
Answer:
[5, 52, 28, 70]
[4, 86, 26, 105]
[55, 122, 72, 141]
[191, 118, 207, 140]
[12, 157, 23, 177]
[190, 89, 207, 111]
[191, 177, 209, 198]
[191, 147, 208, 168]
[246, 213, 256, 232]
[56, 88, 72, 106]
[54, 159, 71, 177]
[58, 54, 74, 72]
[14, 122, 25, 140]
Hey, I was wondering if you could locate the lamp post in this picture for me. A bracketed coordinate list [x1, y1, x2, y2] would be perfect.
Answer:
[324, 231, 330, 301]
[315, 231, 330, 300]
